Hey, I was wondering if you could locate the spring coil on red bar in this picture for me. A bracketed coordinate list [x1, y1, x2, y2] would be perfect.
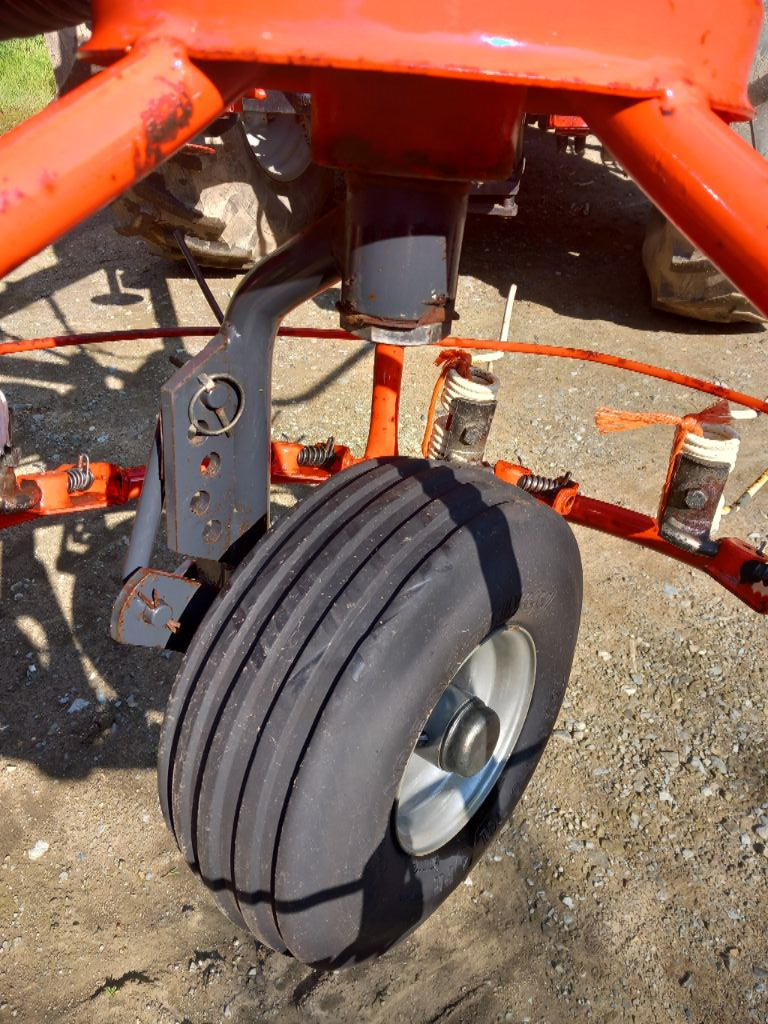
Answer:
[297, 437, 336, 468]
[66, 456, 94, 494]
[742, 560, 768, 584]
[517, 471, 573, 494]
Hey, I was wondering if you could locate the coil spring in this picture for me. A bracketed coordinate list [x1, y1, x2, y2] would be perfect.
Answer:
[66, 455, 94, 494]
[742, 560, 768, 585]
[517, 471, 573, 494]
[297, 437, 336, 468]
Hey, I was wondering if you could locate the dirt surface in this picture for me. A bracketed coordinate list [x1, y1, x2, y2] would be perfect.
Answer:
[0, 129, 767, 1024]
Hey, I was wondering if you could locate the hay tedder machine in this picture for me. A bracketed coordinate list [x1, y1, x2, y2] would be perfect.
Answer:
[1, 0, 767, 968]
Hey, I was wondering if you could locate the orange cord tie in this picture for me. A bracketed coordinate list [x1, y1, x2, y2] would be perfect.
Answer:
[594, 399, 731, 437]
[421, 350, 474, 458]
[594, 400, 732, 514]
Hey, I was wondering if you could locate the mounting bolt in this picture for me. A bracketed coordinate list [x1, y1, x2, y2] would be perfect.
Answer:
[141, 600, 174, 630]
[439, 696, 501, 778]
[684, 488, 707, 510]
[460, 426, 482, 447]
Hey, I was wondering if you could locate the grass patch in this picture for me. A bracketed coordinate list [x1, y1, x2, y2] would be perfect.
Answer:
[0, 36, 55, 133]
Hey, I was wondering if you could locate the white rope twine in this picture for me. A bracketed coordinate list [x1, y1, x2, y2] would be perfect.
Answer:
[680, 423, 740, 534]
[427, 367, 499, 459]
[681, 423, 740, 470]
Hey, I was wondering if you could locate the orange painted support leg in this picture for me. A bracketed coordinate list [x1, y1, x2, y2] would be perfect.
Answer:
[581, 86, 768, 319]
[0, 38, 255, 278]
[364, 345, 404, 459]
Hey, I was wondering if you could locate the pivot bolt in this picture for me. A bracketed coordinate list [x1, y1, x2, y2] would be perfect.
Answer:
[683, 488, 707, 510]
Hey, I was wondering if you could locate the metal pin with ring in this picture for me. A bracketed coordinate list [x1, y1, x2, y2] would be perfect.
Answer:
[187, 372, 246, 438]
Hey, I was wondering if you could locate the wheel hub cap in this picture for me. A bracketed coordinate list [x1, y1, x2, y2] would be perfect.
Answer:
[417, 688, 501, 778]
[395, 625, 536, 856]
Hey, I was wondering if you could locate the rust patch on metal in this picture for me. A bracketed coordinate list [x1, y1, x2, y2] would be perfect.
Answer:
[134, 78, 194, 175]
[0, 466, 41, 513]
[336, 298, 453, 331]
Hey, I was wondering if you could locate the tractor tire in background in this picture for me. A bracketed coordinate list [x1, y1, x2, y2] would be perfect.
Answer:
[41, 26, 335, 272]
[642, 3, 768, 324]
[113, 106, 336, 271]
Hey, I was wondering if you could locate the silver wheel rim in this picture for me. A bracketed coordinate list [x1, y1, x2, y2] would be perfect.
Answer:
[394, 625, 536, 857]
[240, 110, 312, 183]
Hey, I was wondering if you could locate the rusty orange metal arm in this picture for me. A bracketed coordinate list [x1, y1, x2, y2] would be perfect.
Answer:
[580, 85, 768, 320]
[364, 344, 405, 458]
[1, 462, 145, 529]
[494, 462, 768, 614]
[565, 494, 768, 615]
[0, 38, 256, 279]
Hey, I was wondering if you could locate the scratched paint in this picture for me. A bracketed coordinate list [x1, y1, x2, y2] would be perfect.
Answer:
[135, 82, 194, 174]
[480, 35, 522, 48]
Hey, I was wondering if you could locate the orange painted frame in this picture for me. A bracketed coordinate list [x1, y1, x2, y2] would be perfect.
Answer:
[2, 324, 767, 614]
[1, 0, 768, 614]
[0, 0, 767, 310]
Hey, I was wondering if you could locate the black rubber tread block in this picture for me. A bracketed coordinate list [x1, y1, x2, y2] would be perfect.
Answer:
[157, 458, 381, 836]
[222, 466, 519, 948]
[160, 460, 456, 940]
[172, 463, 451, 941]
[191, 464, 489, 947]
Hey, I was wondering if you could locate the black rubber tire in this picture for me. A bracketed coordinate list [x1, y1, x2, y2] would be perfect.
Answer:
[158, 459, 582, 966]
[113, 118, 335, 271]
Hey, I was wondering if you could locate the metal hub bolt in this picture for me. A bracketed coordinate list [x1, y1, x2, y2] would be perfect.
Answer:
[396, 625, 537, 856]
[684, 488, 708, 510]
[416, 684, 501, 778]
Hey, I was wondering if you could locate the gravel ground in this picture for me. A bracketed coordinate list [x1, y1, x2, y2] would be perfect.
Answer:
[0, 129, 767, 1023]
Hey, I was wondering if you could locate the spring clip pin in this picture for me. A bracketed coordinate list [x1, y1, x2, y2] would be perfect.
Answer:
[66, 454, 95, 494]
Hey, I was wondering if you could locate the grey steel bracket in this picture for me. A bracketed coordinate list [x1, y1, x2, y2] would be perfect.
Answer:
[110, 566, 214, 650]
[157, 206, 343, 562]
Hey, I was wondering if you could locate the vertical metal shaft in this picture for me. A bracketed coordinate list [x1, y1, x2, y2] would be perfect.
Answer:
[123, 421, 163, 580]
